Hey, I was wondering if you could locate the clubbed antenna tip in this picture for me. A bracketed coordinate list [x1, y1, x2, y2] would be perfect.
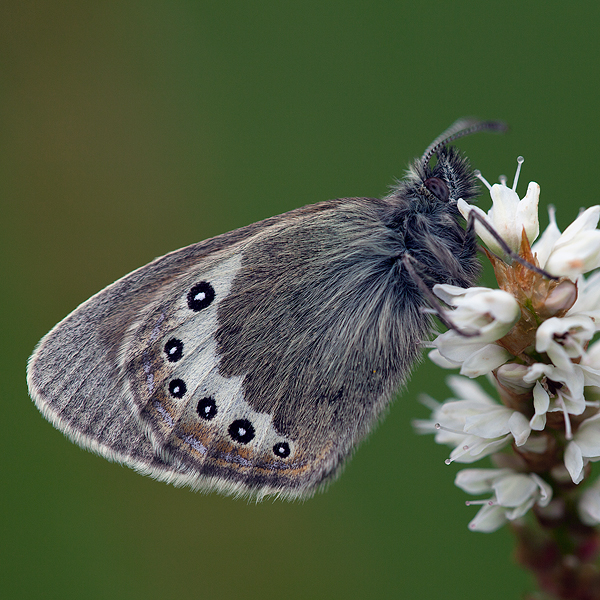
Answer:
[421, 118, 508, 167]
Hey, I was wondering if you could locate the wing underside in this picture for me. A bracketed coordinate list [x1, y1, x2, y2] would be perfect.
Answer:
[28, 198, 425, 498]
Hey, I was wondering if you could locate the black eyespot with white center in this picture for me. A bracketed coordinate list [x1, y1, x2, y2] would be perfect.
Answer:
[228, 419, 255, 444]
[424, 177, 450, 202]
[168, 378, 187, 399]
[197, 397, 217, 420]
[273, 442, 291, 459]
[164, 338, 184, 362]
[187, 282, 215, 311]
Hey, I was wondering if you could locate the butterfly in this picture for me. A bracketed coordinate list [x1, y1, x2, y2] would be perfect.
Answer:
[27, 117, 505, 499]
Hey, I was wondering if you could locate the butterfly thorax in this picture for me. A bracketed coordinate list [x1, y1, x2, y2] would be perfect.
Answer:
[385, 144, 481, 290]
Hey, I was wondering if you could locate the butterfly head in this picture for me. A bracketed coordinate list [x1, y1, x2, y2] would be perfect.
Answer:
[421, 144, 480, 205]
[390, 117, 507, 212]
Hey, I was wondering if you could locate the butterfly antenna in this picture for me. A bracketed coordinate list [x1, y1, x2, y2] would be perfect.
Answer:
[421, 118, 508, 167]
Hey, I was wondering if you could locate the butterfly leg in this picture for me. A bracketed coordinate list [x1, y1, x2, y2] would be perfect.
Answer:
[464, 209, 557, 280]
[401, 253, 479, 337]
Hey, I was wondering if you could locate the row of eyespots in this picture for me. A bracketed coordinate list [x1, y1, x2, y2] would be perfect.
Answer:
[166, 382, 291, 459]
[164, 282, 291, 458]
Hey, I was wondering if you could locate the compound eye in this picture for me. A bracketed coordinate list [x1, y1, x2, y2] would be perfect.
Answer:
[424, 177, 450, 202]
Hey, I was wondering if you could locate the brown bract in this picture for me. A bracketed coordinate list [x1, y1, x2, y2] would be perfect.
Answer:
[486, 230, 577, 362]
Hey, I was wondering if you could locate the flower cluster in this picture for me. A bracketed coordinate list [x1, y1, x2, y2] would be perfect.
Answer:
[414, 159, 600, 533]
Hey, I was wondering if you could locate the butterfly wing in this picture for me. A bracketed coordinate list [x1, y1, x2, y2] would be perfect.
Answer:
[28, 197, 429, 498]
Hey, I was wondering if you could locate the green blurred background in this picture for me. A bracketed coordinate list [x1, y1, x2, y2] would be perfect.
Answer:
[2, 2, 598, 598]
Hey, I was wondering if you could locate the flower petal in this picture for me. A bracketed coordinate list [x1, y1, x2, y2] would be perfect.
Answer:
[508, 411, 532, 446]
[496, 363, 535, 395]
[572, 413, 600, 457]
[545, 230, 600, 278]
[536, 316, 595, 371]
[446, 375, 497, 405]
[468, 502, 508, 533]
[530, 382, 549, 431]
[565, 441, 584, 484]
[579, 479, 600, 525]
[530, 473, 553, 507]
[515, 181, 540, 244]
[428, 348, 462, 369]
[460, 344, 512, 377]
[554, 205, 600, 248]
[532, 206, 561, 268]
[434, 331, 487, 363]
[455, 468, 510, 494]
[568, 271, 600, 322]
[493, 473, 537, 507]
[463, 406, 513, 438]
[449, 435, 511, 463]
[580, 364, 600, 388]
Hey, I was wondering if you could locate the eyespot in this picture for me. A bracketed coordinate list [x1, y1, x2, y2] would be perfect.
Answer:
[424, 177, 450, 202]
[273, 442, 291, 459]
[164, 338, 184, 362]
[228, 419, 255, 444]
[168, 378, 187, 399]
[187, 282, 215, 311]
[197, 397, 217, 420]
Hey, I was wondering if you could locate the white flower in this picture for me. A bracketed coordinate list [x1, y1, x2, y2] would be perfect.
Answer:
[418, 157, 600, 535]
[455, 468, 552, 532]
[530, 205, 561, 268]
[517, 362, 600, 438]
[532, 205, 600, 279]
[535, 315, 596, 372]
[578, 476, 600, 525]
[564, 412, 600, 484]
[432, 286, 519, 377]
[457, 158, 539, 254]
[530, 382, 550, 431]
[433, 285, 521, 334]
[580, 340, 600, 392]
[567, 270, 600, 324]
[523, 362, 587, 418]
[429, 345, 512, 378]
[578, 340, 600, 391]
[495, 363, 536, 395]
[412, 376, 531, 464]
[583, 339, 600, 367]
